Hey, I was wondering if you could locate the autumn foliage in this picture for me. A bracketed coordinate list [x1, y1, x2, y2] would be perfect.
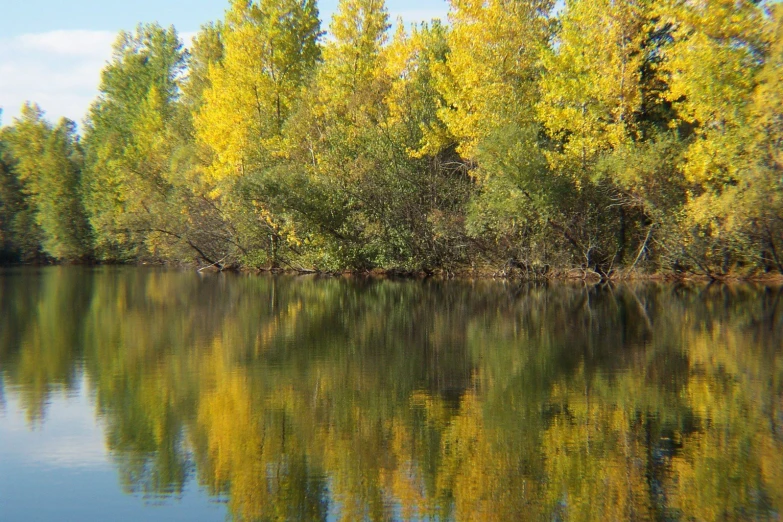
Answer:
[1, 0, 782, 277]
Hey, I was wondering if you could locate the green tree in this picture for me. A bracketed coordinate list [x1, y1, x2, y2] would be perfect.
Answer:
[5, 104, 92, 260]
[0, 114, 30, 262]
[83, 24, 190, 261]
[181, 22, 225, 113]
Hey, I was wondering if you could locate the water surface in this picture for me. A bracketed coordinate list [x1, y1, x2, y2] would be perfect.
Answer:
[0, 267, 781, 521]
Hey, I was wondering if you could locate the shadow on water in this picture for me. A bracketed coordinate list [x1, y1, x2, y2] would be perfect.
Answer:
[1, 267, 781, 521]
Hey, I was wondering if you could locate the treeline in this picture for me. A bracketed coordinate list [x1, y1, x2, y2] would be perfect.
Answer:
[1, 0, 782, 277]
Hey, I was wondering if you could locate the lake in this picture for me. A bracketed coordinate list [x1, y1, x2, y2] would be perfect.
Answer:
[0, 266, 781, 521]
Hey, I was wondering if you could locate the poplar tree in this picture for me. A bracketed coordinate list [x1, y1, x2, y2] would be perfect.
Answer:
[655, 0, 768, 273]
[322, 0, 389, 94]
[192, 0, 322, 268]
[435, 0, 554, 161]
[535, 0, 676, 269]
[195, 0, 321, 184]
[83, 24, 187, 260]
[538, 0, 649, 177]
[707, 3, 783, 272]
[275, 0, 392, 269]
[6, 104, 91, 260]
[431, 0, 557, 268]
[182, 22, 225, 113]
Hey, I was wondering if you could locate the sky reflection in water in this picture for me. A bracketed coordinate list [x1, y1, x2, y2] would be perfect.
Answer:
[0, 266, 781, 521]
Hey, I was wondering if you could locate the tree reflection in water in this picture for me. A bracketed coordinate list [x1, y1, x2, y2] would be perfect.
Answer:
[1, 267, 781, 521]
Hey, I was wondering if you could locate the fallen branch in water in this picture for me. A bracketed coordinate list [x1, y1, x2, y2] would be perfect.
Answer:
[198, 256, 228, 272]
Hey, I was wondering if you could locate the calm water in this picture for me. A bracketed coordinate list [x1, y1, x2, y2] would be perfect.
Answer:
[0, 267, 781, 521]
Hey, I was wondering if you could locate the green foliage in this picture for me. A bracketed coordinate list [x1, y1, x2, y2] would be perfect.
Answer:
[82, 24, 188, 261]
[3, 105, 91, 261]
[181, 22, 225, 113]
[0, 123, 29, 262]
[2, 0, 782, 275]
[81, 23, 240, 267]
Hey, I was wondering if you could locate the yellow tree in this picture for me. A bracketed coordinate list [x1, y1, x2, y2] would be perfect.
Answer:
[532, 0, 669, 271]
[538, 0, 649, 178]
[324, 0, 389, 93]
[270, 0, 392, 268]
[382, 20, 451, 159]
[424, 0, 565, 271]
[193, 0, 321, 268]
[653, 0, 769, 273]
[196, 0, 321, 184]
[435, 0, 554, 162]
[305, 0, 390, 148]
[741, 4, 783, 272]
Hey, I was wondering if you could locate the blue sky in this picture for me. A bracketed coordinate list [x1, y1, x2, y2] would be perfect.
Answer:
[0, 0, 449, 127]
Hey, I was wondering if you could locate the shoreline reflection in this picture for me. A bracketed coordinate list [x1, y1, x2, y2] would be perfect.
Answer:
[0, 267, 781, 521]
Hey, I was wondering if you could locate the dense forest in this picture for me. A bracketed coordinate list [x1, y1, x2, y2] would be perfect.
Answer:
[1, 0, 782, 277]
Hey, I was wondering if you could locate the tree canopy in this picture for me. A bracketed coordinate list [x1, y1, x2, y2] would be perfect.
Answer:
[1, 0, 781, 278]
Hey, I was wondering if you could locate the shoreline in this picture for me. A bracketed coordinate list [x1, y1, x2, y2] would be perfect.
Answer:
[5, 260, 782, 284]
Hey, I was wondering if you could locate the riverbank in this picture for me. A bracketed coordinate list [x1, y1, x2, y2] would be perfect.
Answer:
[217, 263, 783, 284]
[5, 258, 783, 284]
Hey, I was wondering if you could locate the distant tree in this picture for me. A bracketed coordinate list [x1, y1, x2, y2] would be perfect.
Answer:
[0, 115, 34, 262]
[5, 104, 92, 260]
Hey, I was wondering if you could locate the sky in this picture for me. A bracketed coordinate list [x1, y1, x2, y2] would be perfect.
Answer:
[0, 0, 449, 128]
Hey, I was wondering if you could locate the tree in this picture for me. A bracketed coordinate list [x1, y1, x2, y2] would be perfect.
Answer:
[323, 0, 389, 94]
[193, 0, 322, 269]
[435, 0, 554, 161]
[5, 104, 91, 260]
[700, 3, 783, 273]
[653, 0, 769, 274]
[83, 24, 188, 261]
[265, 0, 394, 269]
[195, 0, 321, 184]
[181, 22, 225, 113]
[0, 113, 29, 262]
[426, 0, 565, 271]
[534, 0, 682, 272]
[538, 0, 648, 178]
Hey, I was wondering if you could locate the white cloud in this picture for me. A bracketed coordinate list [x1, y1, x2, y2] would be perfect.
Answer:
[0, 30, 115, 127]
[14, 30, 116, 58]
[180, 31, 197, 50]
[0, 9, 450, 129]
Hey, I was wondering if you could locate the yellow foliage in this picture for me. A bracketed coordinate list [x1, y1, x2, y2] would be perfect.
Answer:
[195, 0, 320, 184]
[538, 0, 647, 176]
[435, 0, 553, 161]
